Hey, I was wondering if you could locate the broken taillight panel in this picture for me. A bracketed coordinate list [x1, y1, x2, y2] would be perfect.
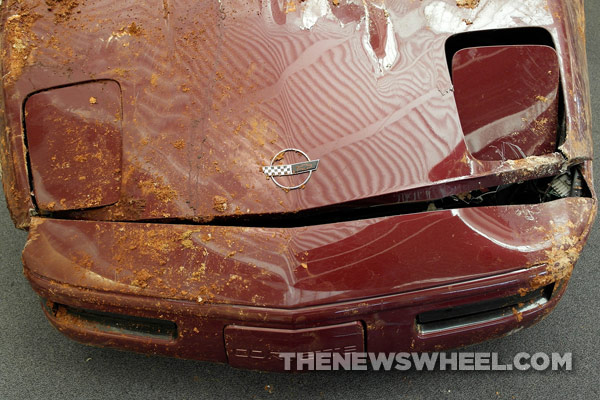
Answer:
[452, 45, 560, 161]
[24, 80, 122, 211]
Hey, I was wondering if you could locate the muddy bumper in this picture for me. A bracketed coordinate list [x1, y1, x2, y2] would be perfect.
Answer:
[23, 198, 596, 370]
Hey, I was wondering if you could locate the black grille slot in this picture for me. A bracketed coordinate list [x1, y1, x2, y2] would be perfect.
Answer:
[416, 284, 554, 334]
[44, 300, 178, 340]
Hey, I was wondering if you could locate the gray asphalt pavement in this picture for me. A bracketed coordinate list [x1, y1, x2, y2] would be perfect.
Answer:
[1, 3, 599, 399]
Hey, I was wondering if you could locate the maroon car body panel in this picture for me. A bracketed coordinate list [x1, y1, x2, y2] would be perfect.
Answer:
[0, 0, 596, 371]
[0, 0, 594, 225]
[22, 198, 594, 308]
[25, 80, 123, 210]
[453, 45, 560, 161]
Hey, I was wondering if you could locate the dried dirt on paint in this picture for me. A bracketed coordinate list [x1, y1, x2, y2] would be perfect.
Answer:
[108, 225, 257, 304]
[530, 199, 597, 290]
[213, 195, 228, 212]
[456, 0, 480, 8]
[137, 175, 178, 203]
[172, 139, 185, 150]
[45, 0, 80, 23]
[3, 11, 42, 86]
[131, 268, 153, 288]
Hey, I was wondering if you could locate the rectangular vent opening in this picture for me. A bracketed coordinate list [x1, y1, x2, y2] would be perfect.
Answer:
[44, 300, 178, 340]
[445, 27, 556, 76]
[416, 284, 554, 335]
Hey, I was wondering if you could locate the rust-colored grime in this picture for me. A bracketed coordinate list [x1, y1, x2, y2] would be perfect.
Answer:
[212, 195, 228, 212]
[511, 307, 523, 323]
[107, 224, 238, 303]
[0, 124, 29, 228]
[530, 199, 597, 290]
[124, 22, 144, 36]
[456, 0, 480, 9]
[180, 230, 201, 249]
[3, 11, 42, 86]
[137, 175, 178, 204]
[24, 217, 283, 307]
[172, 139, 185, 150]
[131, 269, 153, 288]
[45, 0, 81, 24]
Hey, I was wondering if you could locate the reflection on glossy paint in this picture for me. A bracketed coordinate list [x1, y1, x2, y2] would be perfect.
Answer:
[0, 0, 593, 226]
[268, 0, 398, 75]
[424, 0, 554, 33]
[452, 208, 552, 252]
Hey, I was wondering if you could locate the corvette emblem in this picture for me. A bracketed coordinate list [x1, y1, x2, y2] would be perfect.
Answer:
[262, 148, 319, 190]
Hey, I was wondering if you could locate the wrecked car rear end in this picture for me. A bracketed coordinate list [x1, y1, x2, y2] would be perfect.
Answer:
[0, 0, 596, 370]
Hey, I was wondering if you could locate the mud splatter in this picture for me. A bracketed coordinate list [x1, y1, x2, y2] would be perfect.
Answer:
[213, 195, 228, 212]
[172, 139, 185, 150]
[530, 203, 596, 290]
[512, 307, 523, 322]
[3, 12, 42, 86]
[45, 0, 80, 23]
[131, 268, 153, 288]
[456, 0, 480, 8]
[137, 175, 178, 203]
[125, 22, 144, 36]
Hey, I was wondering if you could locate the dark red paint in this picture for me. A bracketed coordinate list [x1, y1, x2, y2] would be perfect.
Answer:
[224, 322, 364, 370]
[20, 198, 593, 308]
[25, 80, 122, 210]
[0, 0, 593, 223]
[0, 0, 596, 371]
[453, 45, 559, 161]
